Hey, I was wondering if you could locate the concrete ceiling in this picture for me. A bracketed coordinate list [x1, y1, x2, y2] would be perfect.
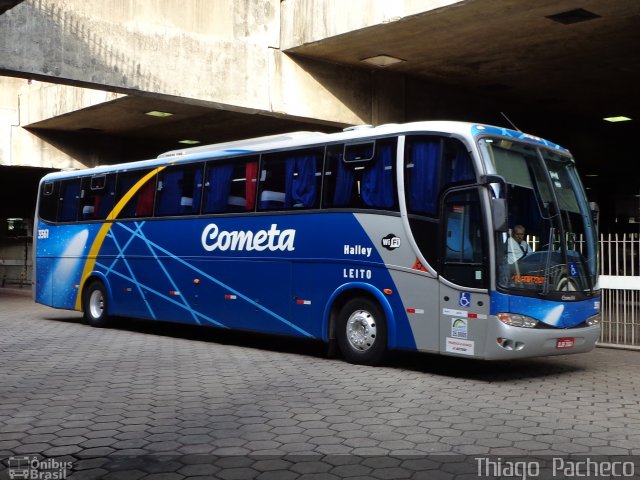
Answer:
[25, 95, 339, 151]
[288, 0, 640, 122]
[9, 1, 640, 173]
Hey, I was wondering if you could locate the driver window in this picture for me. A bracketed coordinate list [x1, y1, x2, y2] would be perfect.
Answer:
[440, 188, 487, 288]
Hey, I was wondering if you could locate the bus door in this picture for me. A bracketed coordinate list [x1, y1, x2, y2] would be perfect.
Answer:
[438, 187, 490, 357]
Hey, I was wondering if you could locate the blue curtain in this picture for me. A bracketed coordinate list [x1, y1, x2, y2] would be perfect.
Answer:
[95, 177, 115, 219]
[59, 182, 80, 221]
[332, 154, 354, 207]
[408, 140, 440, 215]
[361, 143, 394, 208]
[204, 164, 233, 212]
[189, 167, 203, 214]
[448, 147, 475, 183]
[156, 170, 183, 215]
[285, 155, 317, 208]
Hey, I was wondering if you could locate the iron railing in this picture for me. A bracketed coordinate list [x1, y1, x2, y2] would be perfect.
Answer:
[599, 233, 640, 349]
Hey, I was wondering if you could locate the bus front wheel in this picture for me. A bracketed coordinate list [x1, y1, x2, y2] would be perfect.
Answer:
[337, 298, 387, 366]
[83, 281, 111, 328]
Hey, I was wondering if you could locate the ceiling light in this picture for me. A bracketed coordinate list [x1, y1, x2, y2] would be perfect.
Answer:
[145, 111, 174, 118]
[603, 116, 632, 123]
[361, 55, 405, 67]
[178, 139, 200, 144]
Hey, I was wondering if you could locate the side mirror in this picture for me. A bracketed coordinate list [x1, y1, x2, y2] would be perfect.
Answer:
[480, 174, 507, 198]
[492, 198, 508, 232]
[481, 175, 508, 232]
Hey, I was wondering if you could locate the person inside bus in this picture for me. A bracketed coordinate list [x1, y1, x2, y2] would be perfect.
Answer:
[507, 224, 530, 264]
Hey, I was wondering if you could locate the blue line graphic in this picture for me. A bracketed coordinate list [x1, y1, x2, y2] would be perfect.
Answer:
[134, 224, 202, 325]
[105, 222, 156, 319]
[103, 222, 313, 338]
[94, 261, 225, 327]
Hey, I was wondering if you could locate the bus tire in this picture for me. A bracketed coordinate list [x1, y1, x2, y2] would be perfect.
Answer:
[337, 297, 387, 366]
[83, 280, 111, 328]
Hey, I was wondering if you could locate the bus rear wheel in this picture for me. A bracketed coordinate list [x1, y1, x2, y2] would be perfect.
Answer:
[337, 298, 387, 366]
[83, 281, 111, 328]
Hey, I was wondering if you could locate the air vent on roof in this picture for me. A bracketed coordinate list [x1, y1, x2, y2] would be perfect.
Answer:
[546, 8, 601, 25]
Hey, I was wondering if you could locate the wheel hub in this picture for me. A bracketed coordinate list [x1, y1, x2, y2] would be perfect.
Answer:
[346, 309, 377, 352]
[89, 290, 104, 319]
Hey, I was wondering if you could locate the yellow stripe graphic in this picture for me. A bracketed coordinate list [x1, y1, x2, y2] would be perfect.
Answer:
[74, 166, 167, 311]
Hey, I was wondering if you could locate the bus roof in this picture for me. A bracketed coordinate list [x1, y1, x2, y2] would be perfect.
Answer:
[157, 131, 327, 159]
[39, 121, 569, 183]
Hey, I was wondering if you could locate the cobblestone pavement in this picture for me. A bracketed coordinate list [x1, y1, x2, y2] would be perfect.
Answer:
[1, 287, 640, 479]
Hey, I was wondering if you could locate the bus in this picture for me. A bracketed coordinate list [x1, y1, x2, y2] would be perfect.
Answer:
[33, 121, 601, 365]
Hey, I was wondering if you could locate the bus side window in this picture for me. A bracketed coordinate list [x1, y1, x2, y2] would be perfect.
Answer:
[58, 179, 81, 222]
[156, 164, 203, 216]
[323, 140, 397, 210]
[115, 169, 157, 219]
[94, 174, 116, 219]
[440, 188, 487, 288]
[136, 181, 155, 217]
[259, 154, 287, 211]
[404, 136, 474, 217]
[203, 156, 258, 214]
[79, 177, 97, 221]
[39, 181, 59, 222]
[203, 163, 233, 213]
[405, 137, 441, 216]
[288, 149, 322, 209]
[258, 148, 322, 211]
[444, 138, 475, 184]
[322, 145, 350, 208]
[79, 174, 115, 221]
[360, 140, 396, 210]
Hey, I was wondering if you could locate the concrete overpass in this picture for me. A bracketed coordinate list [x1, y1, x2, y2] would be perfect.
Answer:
[0, 0, 639, 231]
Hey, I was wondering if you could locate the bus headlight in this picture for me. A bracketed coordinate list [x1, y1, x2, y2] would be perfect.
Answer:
[497, 313, 538, 328]
[586, 313, 601, 326]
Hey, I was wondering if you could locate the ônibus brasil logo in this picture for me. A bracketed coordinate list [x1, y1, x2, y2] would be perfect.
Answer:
[201, 223, 296, 252]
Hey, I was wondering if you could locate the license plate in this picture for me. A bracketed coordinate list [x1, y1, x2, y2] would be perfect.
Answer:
[556, 337, 575, 349]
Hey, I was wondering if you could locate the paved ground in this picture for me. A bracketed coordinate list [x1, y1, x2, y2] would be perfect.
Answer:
[1, 287, 639, 479]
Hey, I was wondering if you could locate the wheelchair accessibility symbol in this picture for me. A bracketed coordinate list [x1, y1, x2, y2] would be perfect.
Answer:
[459, 292, 471, 308]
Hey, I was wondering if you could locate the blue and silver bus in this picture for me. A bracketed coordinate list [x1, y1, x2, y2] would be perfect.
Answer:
[34, 121, 601, 364]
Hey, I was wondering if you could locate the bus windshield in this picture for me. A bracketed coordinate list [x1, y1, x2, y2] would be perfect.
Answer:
[479, 137, 598, 296]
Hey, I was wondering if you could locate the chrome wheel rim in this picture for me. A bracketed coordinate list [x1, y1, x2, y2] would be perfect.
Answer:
[89, 289, 104, 319]
[346, 309, 377, 352]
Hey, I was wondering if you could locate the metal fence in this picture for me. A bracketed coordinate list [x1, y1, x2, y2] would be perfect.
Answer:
[599, 233, 640, 349]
